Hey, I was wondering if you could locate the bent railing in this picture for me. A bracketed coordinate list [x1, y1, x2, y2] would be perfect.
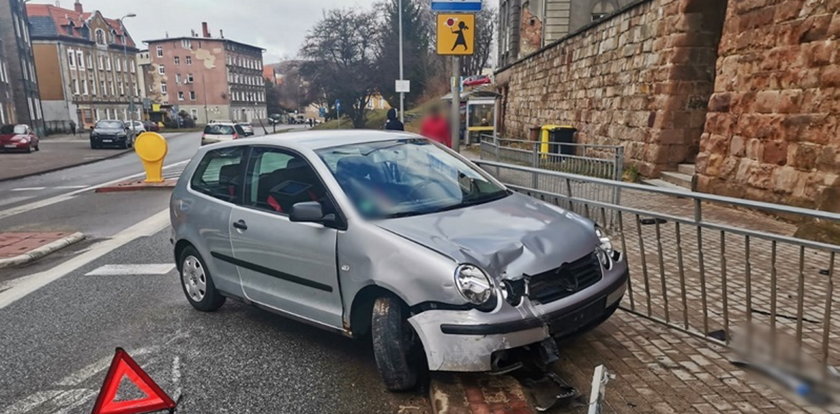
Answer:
[475, 159, 840, 380]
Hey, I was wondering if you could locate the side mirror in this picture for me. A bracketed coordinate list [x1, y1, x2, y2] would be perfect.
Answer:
[290, 201, 327, 222]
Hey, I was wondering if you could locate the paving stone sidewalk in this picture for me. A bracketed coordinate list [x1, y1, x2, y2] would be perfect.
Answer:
[0, 232, 74, 258]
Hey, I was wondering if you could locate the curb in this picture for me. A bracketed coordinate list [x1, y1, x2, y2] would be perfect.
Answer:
[0, 232, 86, 269]
[95, 179, 177, 193]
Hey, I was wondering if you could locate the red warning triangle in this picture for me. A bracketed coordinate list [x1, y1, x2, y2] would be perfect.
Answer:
[91, 348, 177, 414]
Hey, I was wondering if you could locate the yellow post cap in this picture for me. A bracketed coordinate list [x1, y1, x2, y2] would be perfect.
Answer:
[135, 132, 167, 162]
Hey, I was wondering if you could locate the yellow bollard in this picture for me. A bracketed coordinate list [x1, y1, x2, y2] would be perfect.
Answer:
[134, 132, 168, 183]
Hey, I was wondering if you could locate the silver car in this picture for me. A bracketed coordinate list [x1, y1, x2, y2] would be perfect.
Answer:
[170, 131, 628, 391]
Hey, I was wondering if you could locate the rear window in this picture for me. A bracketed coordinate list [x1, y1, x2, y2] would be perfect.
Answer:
[204, 124, 235, 135]
[190, 147, 245, 202]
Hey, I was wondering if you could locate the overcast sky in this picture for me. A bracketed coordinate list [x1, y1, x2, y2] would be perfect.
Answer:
[56, 0, 383, 62]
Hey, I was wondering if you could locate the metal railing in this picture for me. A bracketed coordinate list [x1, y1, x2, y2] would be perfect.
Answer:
[475, 159, 840, 379]
[479, 136, 624, 227]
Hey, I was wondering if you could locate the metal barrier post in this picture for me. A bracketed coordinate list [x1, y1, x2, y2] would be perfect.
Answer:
[531, 143, 539, 188]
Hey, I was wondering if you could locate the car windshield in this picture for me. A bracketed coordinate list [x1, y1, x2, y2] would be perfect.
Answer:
[317, 139, 508, 219]
[13, 125, 27, 134]
[204, 124, 235, 135]
[96, 121, 123, 129]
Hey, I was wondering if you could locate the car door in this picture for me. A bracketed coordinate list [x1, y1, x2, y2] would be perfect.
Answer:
[228, 146, 343, 329]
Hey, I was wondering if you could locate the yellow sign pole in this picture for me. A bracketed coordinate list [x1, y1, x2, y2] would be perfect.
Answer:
[134, 132, 168, 183]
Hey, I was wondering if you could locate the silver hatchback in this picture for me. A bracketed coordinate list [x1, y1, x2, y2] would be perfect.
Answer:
[170, 131, 628, 391]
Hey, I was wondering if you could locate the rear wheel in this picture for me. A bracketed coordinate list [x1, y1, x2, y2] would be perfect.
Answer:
[178, 246, 225, 312]
[371, 295, 423, 391]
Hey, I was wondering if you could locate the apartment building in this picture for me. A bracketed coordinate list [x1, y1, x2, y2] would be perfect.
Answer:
[0, 0, 45, 134]
[0, 39, 13, 125]
[144, 22, 266, 124]
[498, 0, 635, 67]
[27, 1, 143, 129]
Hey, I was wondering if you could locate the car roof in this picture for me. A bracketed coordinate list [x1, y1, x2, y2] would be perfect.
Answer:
[207, 130, 423, 151]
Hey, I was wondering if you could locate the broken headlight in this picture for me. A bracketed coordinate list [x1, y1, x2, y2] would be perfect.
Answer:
[595, 226, 614, 269]
[455, 264, 494, 305]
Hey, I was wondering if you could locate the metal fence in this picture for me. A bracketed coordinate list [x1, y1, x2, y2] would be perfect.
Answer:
[475, 159, 840, 380]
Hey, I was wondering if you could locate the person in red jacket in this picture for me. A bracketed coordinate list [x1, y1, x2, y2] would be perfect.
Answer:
[419, 105, 451, 148]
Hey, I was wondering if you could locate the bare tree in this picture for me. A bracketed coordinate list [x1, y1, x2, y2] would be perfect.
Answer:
[300, 9, 379, 128]
[461, 5, 496, 77]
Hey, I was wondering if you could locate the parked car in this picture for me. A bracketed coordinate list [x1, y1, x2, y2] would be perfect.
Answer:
[201, 122, 238, 145]
[143, 121, 160, 132]
[235, 122, 254, 137]
[128, 120, 146, 134]
[170, 131, 628, 391]
[90, 120, 132, 149]
[0, 124, 39, 153]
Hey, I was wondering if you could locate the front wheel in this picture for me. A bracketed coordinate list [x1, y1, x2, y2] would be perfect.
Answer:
[371, 296, 423, 391]
[178, 246, 225, 312]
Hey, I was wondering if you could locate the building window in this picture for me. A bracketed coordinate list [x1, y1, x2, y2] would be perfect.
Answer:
[175, 73, 181, 84]
[109, 81, 115, 95]
[187, 73, 194, 83]
[158, 66, 165, 75]
[156, 46, 163, 57]
[130, 61, 136, 73]
[0, 61, 7, 83]
[77, 51, 85, 69]
[181, 39, 191, 49]
[82, 80, 89, 95]
[174, 56, 180, 65]
[98, 56, 104, 70]
[90, 80, 96, 95]
[115, 58, 122, 72]
[591, 0, 617, 21]
[86, 53, 93, 69]
[178, 91, 184, 101]
[95, 29, 106, 45]
[72, 79, 79, 95]
[100, 80, 107, 96]
[67, 49, 76, 69]
[185, 56, 192, 65]
[161, 84, 167, 94]
[190, 91, 196, 100]
[191, 109, 198, 119]
[106, 57, 112, 70]
[119, 82, 125, 95]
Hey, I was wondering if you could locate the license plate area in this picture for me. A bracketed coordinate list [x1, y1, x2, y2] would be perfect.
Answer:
[547, 298, 606, 337]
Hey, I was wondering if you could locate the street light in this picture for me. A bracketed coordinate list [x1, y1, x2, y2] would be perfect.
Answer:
[118, 13, 137, 138]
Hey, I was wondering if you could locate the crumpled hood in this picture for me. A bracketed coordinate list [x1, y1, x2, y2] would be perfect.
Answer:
[376, 193, 598, 281]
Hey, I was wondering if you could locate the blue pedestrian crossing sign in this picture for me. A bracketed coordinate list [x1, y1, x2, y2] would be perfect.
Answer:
[431, 0, 481, 12]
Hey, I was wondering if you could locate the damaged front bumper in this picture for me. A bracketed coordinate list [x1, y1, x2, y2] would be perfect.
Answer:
[408, 260, 628, 372]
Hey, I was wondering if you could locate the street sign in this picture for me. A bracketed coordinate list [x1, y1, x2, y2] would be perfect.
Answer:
[436, 14, 475, 56]
[432, 0, 481, 12]
[395, 80, 411, 93]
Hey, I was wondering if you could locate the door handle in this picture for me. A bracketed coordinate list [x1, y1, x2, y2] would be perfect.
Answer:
[232, 219, 248, 230]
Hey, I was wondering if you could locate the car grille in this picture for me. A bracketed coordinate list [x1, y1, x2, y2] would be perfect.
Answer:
[527, 252, 602, 304]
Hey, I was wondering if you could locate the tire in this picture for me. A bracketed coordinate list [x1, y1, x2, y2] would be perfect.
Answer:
[178, 246, 225, 312]
[371, 295, 423, 391]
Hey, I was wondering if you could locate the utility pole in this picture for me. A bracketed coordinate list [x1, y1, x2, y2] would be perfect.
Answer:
[398, 0, 405, 123]
[450, 56, 460, 152]
[119, 13, 137, 138]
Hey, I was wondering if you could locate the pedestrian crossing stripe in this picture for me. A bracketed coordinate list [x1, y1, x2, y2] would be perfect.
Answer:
[85, 264, 175, 276]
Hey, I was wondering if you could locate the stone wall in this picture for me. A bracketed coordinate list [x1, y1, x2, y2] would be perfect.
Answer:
[496, 0, 725, 176]
[695, 0, 840, 210]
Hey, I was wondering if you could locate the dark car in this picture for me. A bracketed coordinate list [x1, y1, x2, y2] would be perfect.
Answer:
[143, 121, 160, 132]
[90, 120, 132, 149]
[0, 124, 39, 153]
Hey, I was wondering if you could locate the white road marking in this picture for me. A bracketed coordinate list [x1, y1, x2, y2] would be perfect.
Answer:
[0, 209, 171, 309]
[171, 355, 182, 400]
[0, 160, 188, 221]
[10, 187, 46, 191]
[57, 347, 155, 386]
[53, 185, 88, 190]
[0, 391, 63, 414]
[46, 389, 97, 414]
[85, 264, 175, 276]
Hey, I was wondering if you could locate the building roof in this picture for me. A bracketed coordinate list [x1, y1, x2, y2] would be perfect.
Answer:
[26, 3, 136, 48]
[143, 36, 265, 53]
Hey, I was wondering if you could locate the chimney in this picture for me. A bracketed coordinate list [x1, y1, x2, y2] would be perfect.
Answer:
[201, 22, 210, 38]
[219, 29, 224, 39]
[73, 0, 82, 13]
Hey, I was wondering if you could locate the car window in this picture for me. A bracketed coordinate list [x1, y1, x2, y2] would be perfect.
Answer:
[13, 125, 27, 134]
[317, 139, 507, 219]
[190, 147, 245, 203]
[204, 124, 235, 135]
[243, 147, 328, 215]
[96, 121, 123, 129]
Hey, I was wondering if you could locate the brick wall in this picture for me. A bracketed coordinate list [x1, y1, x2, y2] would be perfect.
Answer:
[496, 0, 725, 176]
[695, 0, 840, 210]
